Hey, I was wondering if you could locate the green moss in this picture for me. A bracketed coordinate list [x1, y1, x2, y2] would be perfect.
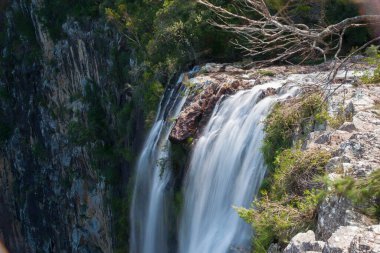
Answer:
[170, 143, 188, 175]
[67, 121, 91, 145]
[13, 10, 38, 45]
[257, 69, 275, 77]
[173, 191, 184, 217]
[31, 142, 48, 160]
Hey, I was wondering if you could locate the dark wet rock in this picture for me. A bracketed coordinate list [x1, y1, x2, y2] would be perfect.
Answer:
[169, 80, 251, 143]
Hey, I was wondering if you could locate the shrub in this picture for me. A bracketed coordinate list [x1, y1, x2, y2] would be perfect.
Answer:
[236, 190, 321, 252]
[332, 169, 380, 218]
[236, 148, 331, 252]
[262, 92, 328, 168]
[360, 45, 380, 85]
[271, 148, 331, 198]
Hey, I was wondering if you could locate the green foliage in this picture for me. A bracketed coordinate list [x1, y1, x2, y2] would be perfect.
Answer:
[0, 106, 12, 144]
[262, 93, 328, 168]
[173, 191, 184, 217]
[106, 0, 238, 84]
[332, 169, 380, 218]
[67, 121, 91, 145]
[134, 72, 164, 127]
[111, 177, 134, 253]
[271, 149, 331, 198]
[237, 148, 331, 252]
[327, 103, 353, 129]
[0, 122, 12, 144]
[236, 191, 321, 252]
[360, 45, 380, 85]
[37, 0, 105, 40]
[170, 142, 188, 175]
[257, 70, 276, 77]
[31, 141, 48, 161]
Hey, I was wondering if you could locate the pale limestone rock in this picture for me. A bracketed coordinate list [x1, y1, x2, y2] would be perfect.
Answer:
[317, 196, 373, 241]
[283, 231, 325, 253]
[323, 226, 361, 253]
[321, 225, 380, 253]
[349, 225, 380, 253]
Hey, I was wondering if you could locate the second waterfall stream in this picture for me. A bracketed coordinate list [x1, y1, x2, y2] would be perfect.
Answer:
[130, 69, 300, 253]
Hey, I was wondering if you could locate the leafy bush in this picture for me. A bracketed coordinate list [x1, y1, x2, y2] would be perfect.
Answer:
[237, 191, 321, 252]
[106, 0, 238, 84]
[361, 45, 380, 85]
[332, 169, 380, 218]
[262, 93, 328, 168]
[236, 148, 331, 252]
[271, 149, 331, 198]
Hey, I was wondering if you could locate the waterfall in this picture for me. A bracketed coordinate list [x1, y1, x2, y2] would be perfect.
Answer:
[178, 80, 299, 253]
[130, 68, 198, 253]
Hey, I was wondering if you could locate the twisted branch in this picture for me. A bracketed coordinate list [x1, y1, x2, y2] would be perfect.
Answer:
[198, 0, 380, 64]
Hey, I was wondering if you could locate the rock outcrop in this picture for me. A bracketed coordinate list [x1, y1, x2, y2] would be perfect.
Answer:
[285, 226, 380, 253]
[169, 79, 251, 143]
[168, 63, 303, 143]
[283, 71, 380, 253]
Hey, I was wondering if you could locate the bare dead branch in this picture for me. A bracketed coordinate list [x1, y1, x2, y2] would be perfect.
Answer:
[197, 0, 380, 64]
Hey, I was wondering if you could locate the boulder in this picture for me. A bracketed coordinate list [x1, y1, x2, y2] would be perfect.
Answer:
[284, 231, 325, 253]
[349, 225, 380, 253]
[317, 196, 373, 241]
[322, 225, 380, 253]
[323, 226, 362, 253]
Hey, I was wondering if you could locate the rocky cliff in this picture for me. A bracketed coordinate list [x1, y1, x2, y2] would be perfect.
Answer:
[0, 1, 141, 252]
[282, 71, 380, 253]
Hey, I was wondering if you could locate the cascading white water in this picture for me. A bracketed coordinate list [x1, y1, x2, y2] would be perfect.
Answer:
[130, 67, 199, 253]
[129, 75, 188, 253]
[178, 79, 299, 253]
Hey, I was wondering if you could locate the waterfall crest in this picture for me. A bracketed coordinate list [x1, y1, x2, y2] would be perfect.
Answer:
[178, 80, 299, 253]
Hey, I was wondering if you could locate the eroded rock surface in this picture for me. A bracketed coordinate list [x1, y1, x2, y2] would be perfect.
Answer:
[283, 75, 380, 253]
[283, 231, 325, 253]
[169, 80, 252, 143]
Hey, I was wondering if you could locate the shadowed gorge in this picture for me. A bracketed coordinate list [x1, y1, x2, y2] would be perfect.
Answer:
[0, 1, 379, 253]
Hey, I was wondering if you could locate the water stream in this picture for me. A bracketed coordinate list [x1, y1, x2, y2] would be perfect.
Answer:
[130, 72, 190, 253]
[178, 80, 299, 253]
[131, 72, 300, 253]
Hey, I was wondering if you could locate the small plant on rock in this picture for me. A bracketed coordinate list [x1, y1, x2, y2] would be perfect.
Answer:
[361, 45, 380, 85]
[236, 148, 331, 252]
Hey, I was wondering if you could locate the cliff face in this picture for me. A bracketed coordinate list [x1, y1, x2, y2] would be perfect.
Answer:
[283, 79, 380, 253]
[0, 1, 139, 252]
